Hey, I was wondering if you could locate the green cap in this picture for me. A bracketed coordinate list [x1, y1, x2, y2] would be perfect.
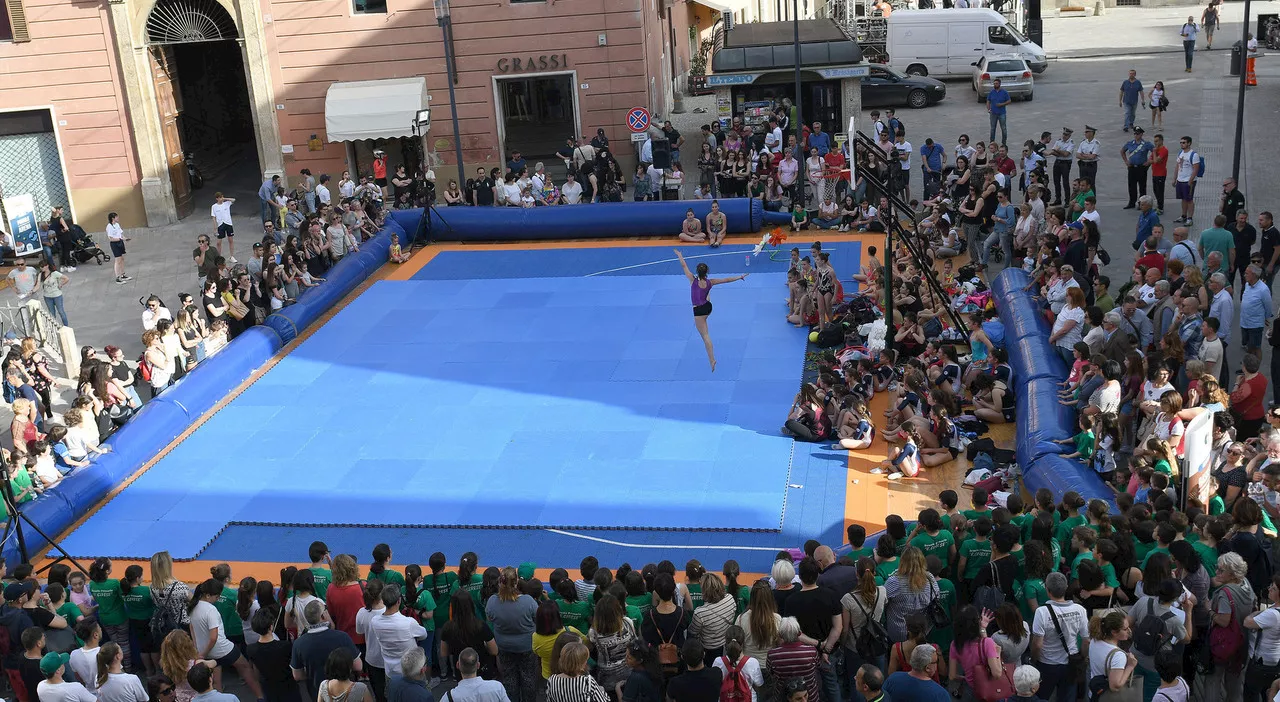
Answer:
[40, 652, 69, 675]
[518, 562, 537, 580]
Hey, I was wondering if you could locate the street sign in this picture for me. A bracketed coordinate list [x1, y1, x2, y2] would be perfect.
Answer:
[627, 106, 650, 133]
[630, 132, 648, 143]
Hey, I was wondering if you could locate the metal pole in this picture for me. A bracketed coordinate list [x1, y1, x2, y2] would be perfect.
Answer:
[793, 0, 805, 210]
[1231, 0, 1251, 181]
[884, 225, 894, 353]
[440, 16, 468, 186]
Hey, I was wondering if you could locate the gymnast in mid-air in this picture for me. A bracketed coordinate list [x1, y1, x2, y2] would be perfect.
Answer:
[675, 249, 747, 372]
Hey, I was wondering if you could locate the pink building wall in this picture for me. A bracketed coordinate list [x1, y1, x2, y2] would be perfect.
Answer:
[262, 0, 674, 178]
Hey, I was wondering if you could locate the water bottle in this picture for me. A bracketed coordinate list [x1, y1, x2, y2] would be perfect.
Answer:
[745, 255, 751, 267]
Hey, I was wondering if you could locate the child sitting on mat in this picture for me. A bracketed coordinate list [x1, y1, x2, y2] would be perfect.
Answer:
[388, 233, 411, 264]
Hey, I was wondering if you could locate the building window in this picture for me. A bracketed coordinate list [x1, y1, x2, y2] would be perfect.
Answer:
[2, 0, 32, 42]
[353, 0, 386, 14]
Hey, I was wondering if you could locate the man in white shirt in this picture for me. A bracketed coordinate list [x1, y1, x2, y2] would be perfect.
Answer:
[1076, 125, 1100, 192]
[447, 648, 510, 702]
[366, 585, 426, 677]
[894, 132, 913, 200]
[1173, 136, 1201, 226]
[316, 174, 332, 207]
[6, 258, 38, 301]
[36, 652, 96, 702]
[1077, 196, 1100, 226]
[764, 116, 783, 153]
[1030, 573, 1090, 702]
[210, 192, 237, 263]
[560, 172, 583, 204]
[1200, 318, 1225, 379]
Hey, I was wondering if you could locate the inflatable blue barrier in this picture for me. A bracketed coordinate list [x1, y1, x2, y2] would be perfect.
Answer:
[395, 198, 772, 242]
[1010, 336, 1068, 384]
[265, 223, 400, 345]
[1024, 453, 1115, 505]
[999, 295, 1053, 343]
[991, 267, 1032, 299]
[4, 224, 407, 567]
[994, 268, 1116, 510]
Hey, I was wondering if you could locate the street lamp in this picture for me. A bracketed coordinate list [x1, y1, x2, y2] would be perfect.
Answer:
[433, 0, 467, 185]
[1231, 0, 1251, 181]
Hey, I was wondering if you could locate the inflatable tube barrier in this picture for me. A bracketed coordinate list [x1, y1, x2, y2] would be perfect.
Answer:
[996, 267, 1116, 510]
[4, 225, 404, 566]
[265, 222, 401, 344]
[400, 198, 767, 242]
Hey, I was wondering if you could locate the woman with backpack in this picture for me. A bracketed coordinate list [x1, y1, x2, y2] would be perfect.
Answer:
[149, 552, 191, 643]
[841, 558, 887, 701]
[1087, 612, 1138, 702]
[1195, 552, 1255, 701]
[713, 626, 763, 702]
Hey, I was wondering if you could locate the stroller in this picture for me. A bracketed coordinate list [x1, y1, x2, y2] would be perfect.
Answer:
[69, 223, 110, 265]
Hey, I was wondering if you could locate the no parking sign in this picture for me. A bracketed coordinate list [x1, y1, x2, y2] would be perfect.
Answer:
[627, 106, 650, 133]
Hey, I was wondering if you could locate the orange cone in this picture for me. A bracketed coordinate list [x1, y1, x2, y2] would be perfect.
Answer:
[1246, 56, 1258, 86]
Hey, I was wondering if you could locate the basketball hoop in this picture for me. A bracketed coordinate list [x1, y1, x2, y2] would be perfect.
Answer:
[817, 165, 850, 208]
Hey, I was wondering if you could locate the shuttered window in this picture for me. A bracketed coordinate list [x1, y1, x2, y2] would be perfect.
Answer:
[2, 0, 32, 42]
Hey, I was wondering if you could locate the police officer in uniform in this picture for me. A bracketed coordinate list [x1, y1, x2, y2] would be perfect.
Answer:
[1076, 125, 1100, 192]
[1049, 127, 1075, 206]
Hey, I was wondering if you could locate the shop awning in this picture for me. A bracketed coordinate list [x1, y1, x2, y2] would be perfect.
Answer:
[324, 77, 428, 142]
[690, 0, 732, 14]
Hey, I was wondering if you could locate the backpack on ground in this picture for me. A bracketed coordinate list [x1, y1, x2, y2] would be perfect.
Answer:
[1132, 599, 1175, 657]
[719, 655, 752, 702]
[814, 323, 845, 348]
[851, 590, 890, 660]
[1209, 585, 1245, 663]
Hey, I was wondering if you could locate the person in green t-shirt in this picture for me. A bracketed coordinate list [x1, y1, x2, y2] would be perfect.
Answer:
[1140, 523, 1177, 569]
[1198, 216, 1235, 264]
[623, 572, 655, 619]
[722, 561, 751, 617]
[1079, 538, 1121, 601]
[886, 515, 911, 556]
[307, 541, 332, 601]
[1015, 541, 1053, 623]
[88, 557, 133, 663]
[553, 579, 593, 631]
[1055, 415, 1096, 461]
[874, 538, 900, 583]
[683, 560, 706, 610]
[846, 524, 874, 562]
[938, 489, 963, 533]
[962, 487, 993, 524]
[456, 552, 483, 614]
[909, 509, 957, 570]
[48, 582, 85, 628]
[1068, 526, 1098, 580]
[959, 518, 994, 581]
[209, 563, 246, 645]
[424, 553, 460, 634]
[120, 565, 157, 675]
[1192, 518, 1224, 578]
[367, 543, 406, 589]
[924, 555, 956, 654]
[1054, 492, 1088, 556]
[1, 466, 37, 519]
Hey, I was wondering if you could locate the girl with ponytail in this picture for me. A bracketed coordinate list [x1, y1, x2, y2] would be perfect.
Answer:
[95, 641, 149, 702]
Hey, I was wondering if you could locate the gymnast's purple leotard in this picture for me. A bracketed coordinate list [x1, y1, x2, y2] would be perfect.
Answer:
[691, 280, 712, 316]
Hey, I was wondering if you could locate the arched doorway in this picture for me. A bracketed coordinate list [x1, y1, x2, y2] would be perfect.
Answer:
[146, 0, 258, 219]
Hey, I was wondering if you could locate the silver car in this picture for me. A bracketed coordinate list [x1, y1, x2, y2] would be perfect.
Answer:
[972, 54, 1035, 101]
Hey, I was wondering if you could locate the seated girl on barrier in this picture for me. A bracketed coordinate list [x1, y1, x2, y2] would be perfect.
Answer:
[388, 234, 411, 264]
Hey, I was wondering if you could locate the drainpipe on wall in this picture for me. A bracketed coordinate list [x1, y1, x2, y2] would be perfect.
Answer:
[667, 0, 685, 113]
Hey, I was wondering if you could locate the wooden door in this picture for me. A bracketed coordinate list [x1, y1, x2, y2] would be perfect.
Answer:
[150, 46, 193, 218]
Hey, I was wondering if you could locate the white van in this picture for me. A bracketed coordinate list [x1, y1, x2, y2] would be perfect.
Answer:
[885, 9, 1047, 79]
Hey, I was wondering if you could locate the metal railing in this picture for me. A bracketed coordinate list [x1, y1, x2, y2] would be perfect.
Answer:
[0, 300, 66, 364]
[852, 130, 970, 338]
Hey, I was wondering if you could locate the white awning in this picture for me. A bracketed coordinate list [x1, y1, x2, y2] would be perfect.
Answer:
[691, 0, 732, 14]
[324, 77, 428, 142]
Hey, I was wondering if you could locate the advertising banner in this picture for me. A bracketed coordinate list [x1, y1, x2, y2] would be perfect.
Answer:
[2, 194, 41, 256]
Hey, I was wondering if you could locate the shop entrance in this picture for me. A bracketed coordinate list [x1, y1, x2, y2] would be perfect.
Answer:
[731, 76, 843, 137]
[146, 0, 260, 218]
[496, 74, 577, 162]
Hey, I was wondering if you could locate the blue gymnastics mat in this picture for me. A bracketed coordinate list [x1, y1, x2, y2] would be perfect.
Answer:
[59, 243, 866, 561]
